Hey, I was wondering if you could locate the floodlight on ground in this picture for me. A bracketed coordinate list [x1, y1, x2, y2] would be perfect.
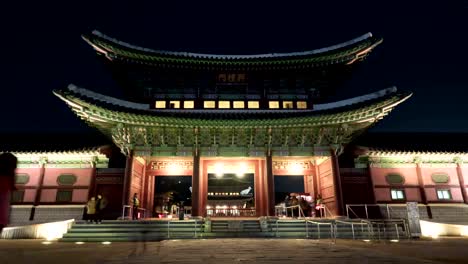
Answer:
[390, 239, 399, 243]
[41, 241, 52, 245]
[363, 239, 371, 242]
[102, 241, 112, 245]
[75, 242, 85, 245]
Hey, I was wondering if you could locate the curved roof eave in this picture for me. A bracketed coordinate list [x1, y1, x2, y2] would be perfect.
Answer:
[53, 85, 412, 129]
[82, 30, 382, 63]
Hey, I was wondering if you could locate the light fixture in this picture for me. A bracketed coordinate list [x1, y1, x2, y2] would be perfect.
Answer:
[41, 241, 52, 245]
[215, 163, 224, 178]
[390, 239, 399, 243]
[363, 239, 371, 242]
[75, 241, 85, 245]
[102, 241, 112, 245]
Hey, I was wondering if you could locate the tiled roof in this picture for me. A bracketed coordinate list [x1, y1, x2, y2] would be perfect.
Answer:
[53, 85, 411, 129]
[82, 31, 383, 69]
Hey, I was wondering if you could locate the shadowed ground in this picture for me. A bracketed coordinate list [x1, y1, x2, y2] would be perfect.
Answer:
[1, 238, 467, 264]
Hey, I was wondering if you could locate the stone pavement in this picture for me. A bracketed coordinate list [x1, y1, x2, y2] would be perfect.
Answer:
[1, 238, 468, 264]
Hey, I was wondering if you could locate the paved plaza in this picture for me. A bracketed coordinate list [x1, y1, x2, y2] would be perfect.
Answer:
[0, 238, 467, 264]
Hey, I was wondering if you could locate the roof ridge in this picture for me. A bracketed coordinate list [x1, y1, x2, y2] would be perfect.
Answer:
[88, 30, 376, 59]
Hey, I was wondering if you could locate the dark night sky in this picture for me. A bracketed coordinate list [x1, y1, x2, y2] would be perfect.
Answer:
[1, 1, 468, 134]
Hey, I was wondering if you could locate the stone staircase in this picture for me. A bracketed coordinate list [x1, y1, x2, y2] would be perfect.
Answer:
[60, 220, 203, 242]
[59, 218, 408, 242]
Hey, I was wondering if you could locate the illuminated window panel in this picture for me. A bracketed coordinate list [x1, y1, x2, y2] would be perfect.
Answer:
[297, 101, 307, 109]
[218, 101, 231, 109]
[391, 189, 405, 200]
[283, 101, 293, 109]
[169, 101, 180, 109]
[155, 101, 166, 108]
[248, 101, 259, 109]
[233, 101, 245, 109]
[204, 101, 216, 108]
[437, 189, 452, 200]
[269, 101, 280, 109]
[183, 101, 194, 109]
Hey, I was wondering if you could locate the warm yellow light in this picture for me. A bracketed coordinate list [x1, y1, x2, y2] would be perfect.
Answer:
[248, 101, 259, 109]
[290, 163, 302, 173]
[41, 241, 52, 245]
[233, 101, 245, 109]
[204, 101, 216, 108]
[269, 101, 279, 109]
[75, 241, 85, 245]
[183, 101, 194, 109]
[155, 101, 166, 108]
[297, 101, 307, 109]
[390, 239, 399, 243]
[218, 101, 230, 109]
[283, 101, 293, 109]
[363, 239, 371, 242]
[215, 163, 224, 178]
[169, 101, 180, 109]
[102, 241, 112, 245]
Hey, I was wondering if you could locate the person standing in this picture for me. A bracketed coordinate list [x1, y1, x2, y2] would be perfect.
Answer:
[0, 153, 17, 232]
[86, 197, 97, 223]
[95, 194, 107, 223]
[132, 193, 140, 220]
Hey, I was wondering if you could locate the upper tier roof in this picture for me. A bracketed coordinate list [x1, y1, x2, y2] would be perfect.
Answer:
[82, 31, 383, 70]
[53, 85, 411, 128]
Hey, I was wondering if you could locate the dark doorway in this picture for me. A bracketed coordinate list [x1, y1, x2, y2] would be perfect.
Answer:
[274, 175, 305, 205]
[154, 176, 192, 216]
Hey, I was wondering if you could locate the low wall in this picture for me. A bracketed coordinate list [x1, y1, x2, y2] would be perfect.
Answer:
[420, 220, 468, 238]
[9, 205, 85, 226]
[0, 219, 74, 240]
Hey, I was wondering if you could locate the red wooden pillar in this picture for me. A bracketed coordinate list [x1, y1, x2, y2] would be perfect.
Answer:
[30, 157, 47, 220]
[122, 151, 134, 207]
[456, 160, 468, 204]
[331, 151, 344, 216]
[265, 154, 275, 216]
[191, 151, 201, 216]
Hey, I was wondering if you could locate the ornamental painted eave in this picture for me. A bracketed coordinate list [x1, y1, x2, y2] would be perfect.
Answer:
[53, 85, 412, 129]
[356, 148, 468, 165]
[82, 30, 382, 68]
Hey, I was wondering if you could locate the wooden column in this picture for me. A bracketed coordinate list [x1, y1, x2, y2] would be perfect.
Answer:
[312, 161, 319, 198]
[331, 150, 344, 216]
[191, 150, 201, 216]
[415, 160, 432, 218]
[455, 160, 468, 204]
[122, 151, 134, 207]
[265, 153, 275, 216]
[30, 157, 47, 220]
[88, 159, 97, 199]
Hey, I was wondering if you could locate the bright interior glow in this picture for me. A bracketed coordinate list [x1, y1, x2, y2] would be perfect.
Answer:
[390, 239, 399, 243]
[248, 101, 259, 109]
[290, 163, 302, 173]
[233, 101, 245, 109]
[282, 101, 293, 109]
[297, 101, 307, 109]
[102, 241, 112, 245]
[218, 101, 230, 109]
[204, 101, 216, 108]
[236, 163, 248, 178]
[155, 101, 166, 108]
[41, 241, 52, 245]
[167, 215, 173, 219]
[75, 241, 85, 245]
[169, 101, 180, 109]
[269, 101, 279, 109]
[183, 101, 194, 109]
[215, 163, 224, 178]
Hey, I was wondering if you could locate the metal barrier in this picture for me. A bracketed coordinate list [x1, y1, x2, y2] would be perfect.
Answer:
[167, 220, 200, 239]
[346, 204, 398, 219]
[275, 205, 305, 218]
[305, 220, 335, 241]
[368, 219, 410, 240]
[335, 219, 372, 240]
[206, 208, 256, 217]
[121, 205, 148, 220]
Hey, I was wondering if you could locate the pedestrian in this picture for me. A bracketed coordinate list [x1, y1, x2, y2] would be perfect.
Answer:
[0, 153, 17, 232]
[95, 194, 107, 223]
[132, 193, 140, 220]
[86, 197, 97, 223]
[315, 194, 323, 218]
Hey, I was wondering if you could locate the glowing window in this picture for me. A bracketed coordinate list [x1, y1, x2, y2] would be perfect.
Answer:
[204, 101, 216, 108]
[390, 189, 405, 200]
[233, 101, 245, 109]
[283, 101, 293, 109]
[437, 190, 452, 200]
[269, 101, 280, 109]
[297, 101, 307, 109]
[218, 101, 231, 109]
[155, 101, 166, 108]
[184, 101, 194, 109]
[248, 101, 259, 109]
[169, 101, 180, 109]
